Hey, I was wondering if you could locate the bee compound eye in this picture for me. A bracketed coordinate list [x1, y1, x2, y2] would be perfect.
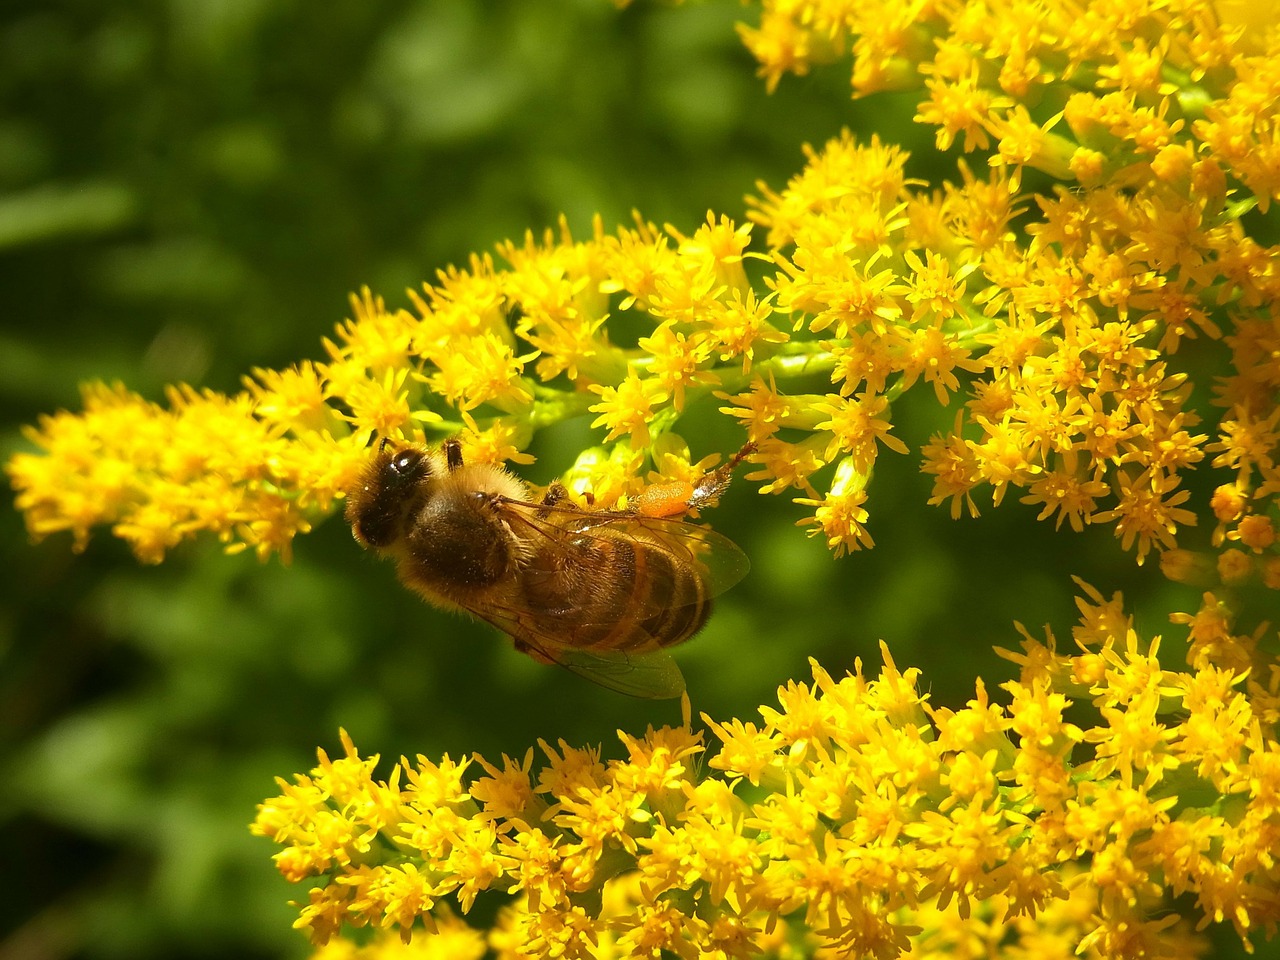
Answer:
[390, 450, 420, 476]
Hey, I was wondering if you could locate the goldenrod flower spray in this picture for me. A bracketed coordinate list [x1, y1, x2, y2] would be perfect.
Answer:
[10, 0, 1280, 955]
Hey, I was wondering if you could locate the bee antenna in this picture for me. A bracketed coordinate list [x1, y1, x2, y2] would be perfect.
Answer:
[444, 439, 465, 471]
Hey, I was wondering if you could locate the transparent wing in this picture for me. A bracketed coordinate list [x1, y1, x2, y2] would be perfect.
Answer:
[469, 601, 687, 699]
[454, 497, 746, 697]
[554, 645, 686, 699]
[494, 497, 749, 623]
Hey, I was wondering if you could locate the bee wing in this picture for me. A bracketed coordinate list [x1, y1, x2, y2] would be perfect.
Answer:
[554, 646, 686, 699]
[462, 498, 747, 697]
[567, 507, 750, 598]
[468, 602, 687, 699]
[496, 498, 750, 621]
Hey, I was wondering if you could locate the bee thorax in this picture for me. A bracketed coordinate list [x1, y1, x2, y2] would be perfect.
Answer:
[402, 491, 519, 589]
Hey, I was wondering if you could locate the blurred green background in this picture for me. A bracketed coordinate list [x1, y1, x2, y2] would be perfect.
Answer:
[1, 1, 1203, 958]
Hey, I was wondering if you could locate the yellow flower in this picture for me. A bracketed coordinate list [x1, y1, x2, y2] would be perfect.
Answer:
[701, 289, 786, 373]
[308, 909, 485, 960]
[669, 213, 757, 301]
[13, 7, 1280, 957]
[921, 418, 981, 520]
[812, 390, 908, 471]
[899, 323, 983, 404]
[1020, 452, 1110, 533]
[254, 581, 1279, 955]
[588, 373, 669, 449]
[1092, 469, 1196, 565]
[1235, 514, 1277, 552]
[746, 435, 827, 496]
[341, 367, 438, 440]
[14, 6, 1275, 580]
[470, 750, 541, 827]
[917, 58, 1008, 152]
[245, 361, 339, 434]
[329, 287, 414, 374]
[419, 331, 537, 414]
[1217, 548, 1254, 584]
[988, 107, 1075, 186]
[717, 375, 792, 441]
[795, 456, 874, 555]
[455, 413, 535, 468]
[635, 322, 718, 411]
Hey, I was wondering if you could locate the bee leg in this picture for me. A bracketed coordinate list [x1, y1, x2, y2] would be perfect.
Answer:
[537, 481, 590, 518]
[443, 438, 465, 471]
[686, 441, 757, 512]
[633, 442, 757, 518]
[633, 480, 696, 518]
[540, 482, 570, 507]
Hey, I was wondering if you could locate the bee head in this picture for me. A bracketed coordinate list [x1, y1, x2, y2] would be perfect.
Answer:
[346, 440, 434, 549]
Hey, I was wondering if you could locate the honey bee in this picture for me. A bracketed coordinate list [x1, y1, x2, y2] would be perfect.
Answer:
[344, 438, 753, 698]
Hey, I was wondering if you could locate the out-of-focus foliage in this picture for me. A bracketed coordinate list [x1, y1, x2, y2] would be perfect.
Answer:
[0, 1, 1205, 959]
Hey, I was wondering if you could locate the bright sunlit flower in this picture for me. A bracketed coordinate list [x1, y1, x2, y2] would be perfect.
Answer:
[258, 585, 1274, 957]
[10, 4, 1280, 957]
[12, 10, 1277, 581]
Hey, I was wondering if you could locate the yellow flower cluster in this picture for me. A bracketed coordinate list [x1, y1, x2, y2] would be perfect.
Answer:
[735, 0, 1280, 575]
[7, 1, 1279, 583]
[254, 584, 1279, 957]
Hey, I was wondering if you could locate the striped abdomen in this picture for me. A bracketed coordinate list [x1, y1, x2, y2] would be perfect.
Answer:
[518, 530, 711, 652]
